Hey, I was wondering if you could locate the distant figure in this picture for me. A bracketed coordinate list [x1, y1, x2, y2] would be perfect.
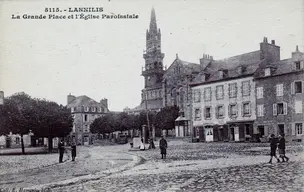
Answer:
[65, 143, 71, 160]
[71, 142, 77, 161]
[268, 134, 280, 163]
[140, 137, 145, 151]
[159, 136, 168, 159]
[149, 138, 156, 149]
[278, 134, 289, 162]
[58, 139, 65, 163]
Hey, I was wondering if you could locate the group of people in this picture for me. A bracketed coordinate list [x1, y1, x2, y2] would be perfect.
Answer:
[139, 136, 168, 159]
[269, 134, 289, 163]
[58, 139, 77, 163]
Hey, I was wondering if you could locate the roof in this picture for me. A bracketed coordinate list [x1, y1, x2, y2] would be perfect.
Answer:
[67, 95, 105, 108]
[175, 116, 189, 121]
[130, 99, 163, 112]
[164, 58, 200, 79]
[192, 50, 263, 86]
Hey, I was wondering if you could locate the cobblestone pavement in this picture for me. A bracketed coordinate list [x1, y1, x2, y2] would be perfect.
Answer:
[0, 146, 133, 188]
[52, 141, 304, 192]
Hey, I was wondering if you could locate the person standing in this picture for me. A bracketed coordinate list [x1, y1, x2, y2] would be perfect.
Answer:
[140, 137, 145, 151]
[268, 134, 280, 163]
[278, 134, 289, 162]
[159, 136, 167, 159]
[71, 142, 77, 161]
[58, 139, 65, 163]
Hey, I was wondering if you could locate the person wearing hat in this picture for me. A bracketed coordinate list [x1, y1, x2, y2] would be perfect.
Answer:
[159, 135, 168, 159]
[268, 134, 280, 163]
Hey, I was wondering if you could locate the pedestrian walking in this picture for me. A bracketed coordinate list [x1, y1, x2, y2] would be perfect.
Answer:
[58, 139, 65, 163]
[268, 134, 281, 163]
[278, 134, 289, 162]
[159, 135, 167, 159]
[71, 142, 77, 161]
[149, 138, 156, 149]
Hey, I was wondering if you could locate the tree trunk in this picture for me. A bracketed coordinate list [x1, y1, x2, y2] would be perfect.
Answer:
[48, 136, 53, 153]
[20, 133, 25, 154]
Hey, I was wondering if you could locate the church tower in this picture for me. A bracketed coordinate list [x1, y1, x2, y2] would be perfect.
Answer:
[142, 8, 165, 88]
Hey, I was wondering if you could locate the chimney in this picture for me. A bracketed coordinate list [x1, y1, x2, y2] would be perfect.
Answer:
[100, 98, 108, 109]
[260, 37, 280, 63]
[200, 53, 213, 70]
[67, 93, 76, 105]
[0, 91, 4, 105]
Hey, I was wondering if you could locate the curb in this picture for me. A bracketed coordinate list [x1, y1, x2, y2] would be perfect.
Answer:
[23, 152, 143, 191]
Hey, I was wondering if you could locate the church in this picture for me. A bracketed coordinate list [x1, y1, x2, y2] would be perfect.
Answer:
[126, 8, 200, 128]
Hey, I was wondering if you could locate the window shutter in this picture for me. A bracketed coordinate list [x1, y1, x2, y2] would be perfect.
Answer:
[302, 81, 304, 93]
[273, 104, 277, 116]
[204, 108, 206, 119]
[263, 105, 265, 117]
[301, 61, 304, 70]
[223, 105, 225, 117]
[291, 123, 295, 135]
[236, 104, 238, 116]
[291, 82, 295, 94]
[283, 102, 287, 115]
[281, 84, 284, 96]
[241, 103, 244, 116]
[216, 106, 218, 119]
[249, 102, 252, 115]
[228, 105, 231, 117]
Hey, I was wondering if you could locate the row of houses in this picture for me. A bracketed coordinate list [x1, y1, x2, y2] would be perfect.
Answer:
[187, 42, 304, 142]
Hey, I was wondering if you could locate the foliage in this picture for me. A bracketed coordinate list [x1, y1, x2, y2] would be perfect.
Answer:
[154, 105, 180, 130]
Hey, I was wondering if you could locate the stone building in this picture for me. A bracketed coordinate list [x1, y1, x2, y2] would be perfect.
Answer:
[254, 45, 304, 141]
[66, 94, 109, 145]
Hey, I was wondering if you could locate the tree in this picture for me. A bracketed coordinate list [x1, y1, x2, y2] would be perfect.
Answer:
[31, 99, 73, 152]
[90, 113, 115, 138]
[154, 106, 180, 136]
[0, 92, 36, 154]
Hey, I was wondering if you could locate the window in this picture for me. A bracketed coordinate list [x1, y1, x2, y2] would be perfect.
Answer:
[216, 85, 224, 100]
[71, 107, 74, 112]
[242, 102, 251, 116]
[193, 89, 201, 102]
[258, 126, 265, 136]
[85, 107, 89, 112]
[194, 108, 201, 121]
[295, 100, 303, 114]
[204, 87, 211, 101]
[273, 102, 287, 115]
[276, 84, 283, 97]
[242, 81, 250, 96]
[257, 87, 263, 99]
[216, 105, 225, 119]
[92, 107, 96, 112]
[84, 114, 88, 122]
[229, 104, 237, 117]
[295, 81, 303, 93]
[264, 68, 271, 76]
[98, 107, 102, 112]
[229, 83, 237, 98]
[205, 107, 211, 119]
[257, 104, 264, 117]
[295, 61, 301, 70]
[296, 123, 303, 135]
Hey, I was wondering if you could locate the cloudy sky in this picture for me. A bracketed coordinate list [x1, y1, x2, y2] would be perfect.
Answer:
[0, 0, 303, 111]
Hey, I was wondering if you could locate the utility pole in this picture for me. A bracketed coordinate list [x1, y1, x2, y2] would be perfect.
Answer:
[144, 89, 150, 143]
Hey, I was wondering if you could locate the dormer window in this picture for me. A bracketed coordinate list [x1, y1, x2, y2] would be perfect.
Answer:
[264, 68, 271, 76]
[85, 107, 89, 112]
[92, 107, 96, 112]
[295, 61, 302, 70]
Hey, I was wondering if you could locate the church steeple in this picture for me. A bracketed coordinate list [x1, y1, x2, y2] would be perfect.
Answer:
[149, 7, 157, 34]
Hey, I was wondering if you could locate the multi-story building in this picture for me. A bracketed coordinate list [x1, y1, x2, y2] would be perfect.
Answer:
[66, 94, 109, 145]
[254, 46, 304, 141]
[190, 37, 285, 142]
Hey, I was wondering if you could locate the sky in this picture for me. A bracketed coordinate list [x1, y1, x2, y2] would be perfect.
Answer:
[0, 0, 303, 111]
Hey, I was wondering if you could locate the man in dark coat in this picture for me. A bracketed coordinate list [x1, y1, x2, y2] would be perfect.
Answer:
[58, 139, 65, 163]
[278, 134, 289, 162]
[159, 136, 167, 159]
[268, 134, 280, 163]
[71, 142, 77, 161]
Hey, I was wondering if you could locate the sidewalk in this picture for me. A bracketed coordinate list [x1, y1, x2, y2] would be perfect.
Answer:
[0, 147, 48, 155]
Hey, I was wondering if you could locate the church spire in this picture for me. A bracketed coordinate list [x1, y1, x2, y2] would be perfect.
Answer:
[149, 7, 157, 33]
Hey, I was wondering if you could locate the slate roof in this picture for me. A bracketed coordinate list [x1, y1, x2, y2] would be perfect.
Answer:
[67, 95, 106, 108]
[192, 50, 263, 85]
[130, 99, 163, 112]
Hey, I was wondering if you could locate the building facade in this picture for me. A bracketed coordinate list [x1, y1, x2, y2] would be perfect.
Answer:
[254, 46, 304, 141]
[66, 94, 109, 145]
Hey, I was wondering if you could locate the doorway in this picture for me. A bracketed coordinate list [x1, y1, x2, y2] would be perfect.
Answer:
[230, 128, 235, 141]
[278, 124, 284, 135]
